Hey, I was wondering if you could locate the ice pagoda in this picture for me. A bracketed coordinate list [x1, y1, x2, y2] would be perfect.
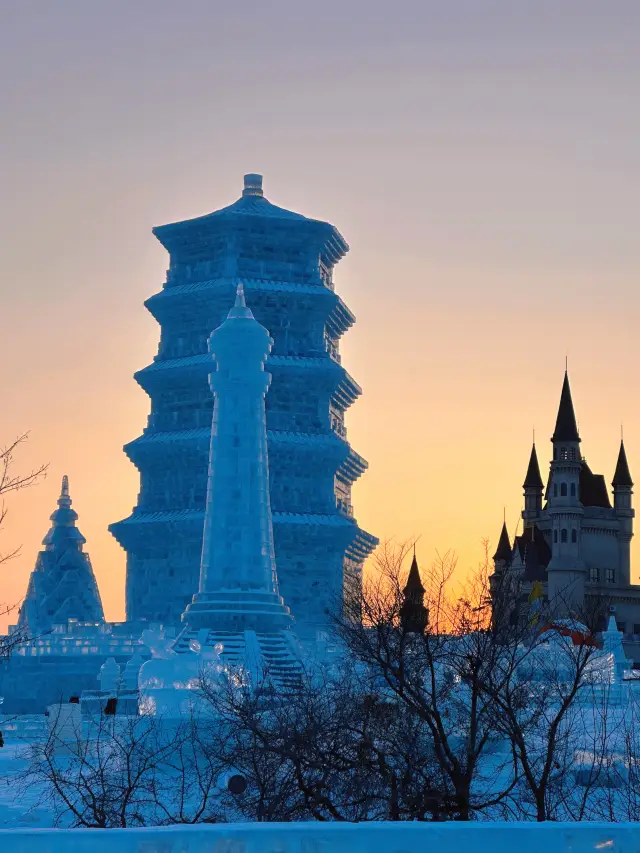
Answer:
[110, 174, 377, 635]
[18, 475, 104, 635]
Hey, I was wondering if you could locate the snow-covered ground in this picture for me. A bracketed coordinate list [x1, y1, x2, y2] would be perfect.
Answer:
[0, 742, 51, 828]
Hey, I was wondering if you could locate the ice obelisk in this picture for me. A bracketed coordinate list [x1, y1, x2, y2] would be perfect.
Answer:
[177, 286, 299, 688]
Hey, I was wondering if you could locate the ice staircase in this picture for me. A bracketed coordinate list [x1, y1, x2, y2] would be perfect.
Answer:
[173, 628, 303, 694]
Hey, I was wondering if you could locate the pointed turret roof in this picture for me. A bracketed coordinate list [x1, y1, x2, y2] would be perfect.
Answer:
[513, 525, 551, 581]
[404, 554, 425, 595]
[493, 521, 512, 563]
[400, 554, 428, 634]
[523, 443, 544, 489]
[613, 440, 633, 487]
[551, 371, 580, 443]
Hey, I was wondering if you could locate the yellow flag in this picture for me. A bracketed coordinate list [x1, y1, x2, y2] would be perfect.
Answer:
[528, 581, 543, 604]
[527, 580, 544, 626]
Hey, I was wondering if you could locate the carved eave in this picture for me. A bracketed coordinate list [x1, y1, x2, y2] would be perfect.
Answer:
[337, 447, 368, 484]
[326, 295, 356, 338]
[145, 277, 337, 323]
[346, 528, 379, 562]
[125, 428, 354, 484]
[110, 508, 366, 552]
[134, 352, 356, 395]
[152, 211, 348, 268]
[332, 369, 362, 411]
[134, 354, 211, 394]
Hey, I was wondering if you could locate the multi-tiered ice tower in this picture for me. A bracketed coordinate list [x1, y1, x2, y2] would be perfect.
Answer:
[110, 174, 377, 635]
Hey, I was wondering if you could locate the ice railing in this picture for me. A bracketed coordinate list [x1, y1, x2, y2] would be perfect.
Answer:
[1, 822, 639, 853]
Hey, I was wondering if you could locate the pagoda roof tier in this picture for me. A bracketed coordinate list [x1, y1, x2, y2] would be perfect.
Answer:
[135, 352, 340, 380]
[346, 528, 379, 562]
[337, 447, 369, 483]
[112, 509, 362, 526]
[110, 509, 365, 546]
[134, 353, 362, 410]
[124, 428, 354, 469]
[144, 277, 355, 336]
[325, 298, 356, 338]
[152, 189, 349, 269]
[125, 427, 211, 449]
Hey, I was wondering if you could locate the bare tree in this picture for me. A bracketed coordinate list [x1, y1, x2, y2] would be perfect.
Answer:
[21, 703, 224, 827]
[0, 433, 47, 658]
[204, 662, 456, 822]
[484, 586, 608, 821]
[201, 540, 629, 825]
[333, 540, 523, 821]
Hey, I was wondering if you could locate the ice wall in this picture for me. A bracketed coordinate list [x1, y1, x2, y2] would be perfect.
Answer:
[2, 821, 639, 853]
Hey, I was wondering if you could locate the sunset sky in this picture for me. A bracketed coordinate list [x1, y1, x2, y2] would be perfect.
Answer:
[1, 1, 640, 630]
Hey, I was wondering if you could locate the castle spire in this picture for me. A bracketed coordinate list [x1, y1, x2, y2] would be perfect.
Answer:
[400, 554, 428, 634]
[523, 443, 544, 490]
[493, 521, 512, 564]
[613, 439, 633, 488]
[551, 371, 580, 443]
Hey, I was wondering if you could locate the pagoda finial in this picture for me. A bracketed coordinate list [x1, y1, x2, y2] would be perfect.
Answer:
[242, 173, 264, 197]
[226, 283, 255, 321]
[58, 475, 72, 509]
[43, 473, 83, 547]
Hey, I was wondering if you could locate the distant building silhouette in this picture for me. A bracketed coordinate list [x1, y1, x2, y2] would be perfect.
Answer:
[400, 554, 428, 634]
[490, 370, 640, 663]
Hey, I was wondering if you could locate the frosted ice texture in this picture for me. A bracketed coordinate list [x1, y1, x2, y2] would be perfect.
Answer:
[109, 175, 378, 634]
[18, 476, 104, 635]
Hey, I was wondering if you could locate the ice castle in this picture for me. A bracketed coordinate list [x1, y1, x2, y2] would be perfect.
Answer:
[110, 174, 377, 636]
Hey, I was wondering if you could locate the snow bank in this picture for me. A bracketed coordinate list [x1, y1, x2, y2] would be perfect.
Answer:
[0, 821, 638, 853]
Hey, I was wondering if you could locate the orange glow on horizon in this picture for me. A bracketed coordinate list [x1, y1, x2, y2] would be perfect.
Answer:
[1, 3, 640, 631]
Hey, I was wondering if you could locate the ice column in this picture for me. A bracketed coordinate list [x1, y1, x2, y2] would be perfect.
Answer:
[182, 285, 292, 632]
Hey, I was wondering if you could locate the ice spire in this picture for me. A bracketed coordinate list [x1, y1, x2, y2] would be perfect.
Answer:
[17, 475, 105, 634]
[59, 474, 71, 506]
[43, 475, 84, 549]
[182, 288, 292, 631]
[227, 282, 253, 320]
